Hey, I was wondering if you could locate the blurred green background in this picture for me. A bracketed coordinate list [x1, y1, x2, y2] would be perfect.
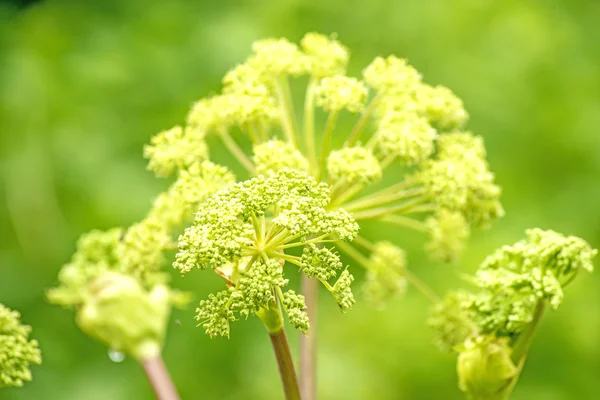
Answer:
[1, 0, 599, 399]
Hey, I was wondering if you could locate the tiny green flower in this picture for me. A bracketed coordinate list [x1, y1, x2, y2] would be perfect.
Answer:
[300, 32, 349, 77]
[0, 304, 41, 388]
[314, 75, 368, 113]
[143, 125, 208, 178]
[375, 111, 437, 165]
[249, 38, 307, 76]
[363, 55, 422, 94]
[428, 291, 477, 353]
[425, 209, 470, 263]
[253, 140, 309, 176]
[327, 147, 382, 186]
[416, 84, 469, 131]
[362, 241, 408, 308]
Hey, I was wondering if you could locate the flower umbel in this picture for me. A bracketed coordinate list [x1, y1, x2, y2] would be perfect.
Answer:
[174, 169, 358, 337]
[429, 229, 596, 398]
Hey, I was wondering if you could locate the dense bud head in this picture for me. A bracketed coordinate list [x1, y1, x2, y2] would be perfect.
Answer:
[253, 139, 309, 175]
[476, 229, 597, 315]
[118, 219, 171, 277]
[75, 272, 177, 360]
[375, 110, 437, 165]
[48, 228, 123, 305]
[363, 56, 422, 94]
[249, 38, 307, 76]
[457, 336, 517, 400]
[186, 97, 226, 131]
[362, 241, 408, 307]
[416, 84, 469, 131]
[175, 169, 358, 273]
[300, 32, 349, 77]
[428, 291, 477, 353]
[301, 244, 344, 282]
[426, 209, 470, 263]
[222, 62, 266, 93]
[416, 132, 503, 228]
[314, 76, 368, 113]
[462, 229, 596, 337]
[143, 125, 208, 178]
[282, 290, 310, 333]
[327, 147, 382, 186]
[332, 269, 355, 312]
[0, 305, 41, 388]
[149, 160, 235, 229]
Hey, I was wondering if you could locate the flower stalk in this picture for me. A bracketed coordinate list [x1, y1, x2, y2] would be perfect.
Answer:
[300, 275, 318, 400]
[141, 354, 181, 400]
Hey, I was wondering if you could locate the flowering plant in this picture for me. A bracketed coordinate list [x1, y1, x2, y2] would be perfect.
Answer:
[38, 32, 597, 400]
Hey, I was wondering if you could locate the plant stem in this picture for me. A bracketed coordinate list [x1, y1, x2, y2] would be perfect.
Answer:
[500, 300, 546, 399]
[300, 275, 318, 400]
[317, 111, 339, 180]
[403, 269, 440, 303]
[380, 215, 429, 233]
[304, 77, 318, 175]
[270, 328, 302, 400]
[141, 355, 180, 400]
[510, 300, 545, 364]
[275, 76, 299, 148]
[351, 198, 429, 220]
[345, 94, 380, 147]
[342, 188, 426, 213]
[218, 128, 255, 173]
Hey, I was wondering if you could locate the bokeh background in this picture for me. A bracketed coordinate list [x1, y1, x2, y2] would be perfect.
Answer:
[1, 0, 599, 399]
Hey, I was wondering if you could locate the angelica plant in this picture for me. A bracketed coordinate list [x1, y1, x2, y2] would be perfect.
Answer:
[0, 304, 41, 388]
[48, 157, 234, 400]
[174, 169, 358, 398]
[149, 32, 502, 398]
[429, 229, 597, 399]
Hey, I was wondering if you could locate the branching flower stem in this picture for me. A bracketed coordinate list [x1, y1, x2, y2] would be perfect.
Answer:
[342, 188, 426, 213]
[498, 301, 546, 399]
[300, 275, 318, 400]
[317, 111, 339, 180]
[258, 296, 302, 400]
[304, 77, 318, 174]
[141, 354, 181, 400]
[345, 94, 380, 147]
[351, 198, 431, 220]
[218, 128, 256, 173]
[275, 76, 299, 148]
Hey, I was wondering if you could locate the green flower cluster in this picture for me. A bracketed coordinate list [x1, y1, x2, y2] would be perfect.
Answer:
[172, 32, 503, 311]
[174, 169, 358, 337]
[0, 304, 41, 388]
[429, 229, 596, 398]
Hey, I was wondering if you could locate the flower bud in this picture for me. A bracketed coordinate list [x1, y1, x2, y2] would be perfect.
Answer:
[457, 336, 517, 400]
[76, 272, 173, 360]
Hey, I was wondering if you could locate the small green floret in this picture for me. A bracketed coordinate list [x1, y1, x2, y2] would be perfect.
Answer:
[314, 76, 368, 113]
[0, 304, 41, 388]
[362, 241, 407, 307]
[327, 147, 382, 186]
[253, 140, 309, 175]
